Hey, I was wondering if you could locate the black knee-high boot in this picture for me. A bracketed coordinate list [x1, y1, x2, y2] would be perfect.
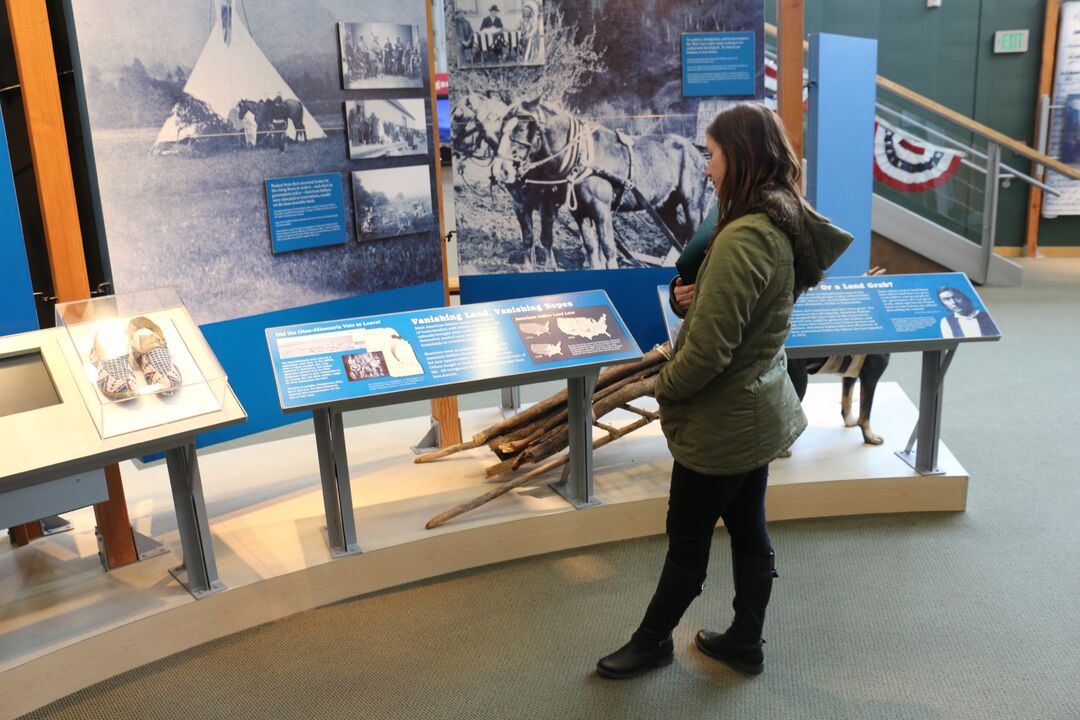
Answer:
[695, 550, 777, 675]
[597, 559, 704, 679]
[728, 549, 777, 642]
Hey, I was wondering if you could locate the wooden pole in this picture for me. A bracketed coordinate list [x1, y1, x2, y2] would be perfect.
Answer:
[425, 0, 462, 447]
[777, 0, 805, 159]
[7, 0, 138, 567]
[1025, 0, 1061, 257]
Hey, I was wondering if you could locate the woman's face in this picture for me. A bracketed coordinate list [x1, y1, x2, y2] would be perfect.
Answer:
[705, 135, 727, 195]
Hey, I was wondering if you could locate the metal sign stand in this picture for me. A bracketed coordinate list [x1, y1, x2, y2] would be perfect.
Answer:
[549, 372, 600, 508]
[307, 367, 612, 557]
[313, 408, 361, 558]
[896, 346, 958, 476]
[165, 442, 227, 598]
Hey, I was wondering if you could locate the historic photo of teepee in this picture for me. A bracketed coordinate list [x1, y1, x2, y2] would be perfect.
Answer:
[68, 0, 443, 325]
[154, 0, 327, 151]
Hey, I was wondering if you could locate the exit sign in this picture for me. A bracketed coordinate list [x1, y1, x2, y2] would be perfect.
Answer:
[994, 30, 1029, 54]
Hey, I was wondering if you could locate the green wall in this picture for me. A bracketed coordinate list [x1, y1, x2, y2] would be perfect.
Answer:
[767, 0, 1078, 248]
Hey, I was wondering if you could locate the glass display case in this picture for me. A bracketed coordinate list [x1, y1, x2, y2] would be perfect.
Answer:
[55, 288, 227, 439]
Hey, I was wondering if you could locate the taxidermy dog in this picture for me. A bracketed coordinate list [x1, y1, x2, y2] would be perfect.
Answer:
[786, 267, 891, 447]
[786, 352, 890, 445]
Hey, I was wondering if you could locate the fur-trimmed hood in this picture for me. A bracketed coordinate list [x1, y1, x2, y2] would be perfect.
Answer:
[676, 191, 853, 284]
[756, 189, 853, 273]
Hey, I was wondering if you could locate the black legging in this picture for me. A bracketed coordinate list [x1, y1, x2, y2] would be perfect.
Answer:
[666, 460, 773, 579]
[633, 460, 775, 645]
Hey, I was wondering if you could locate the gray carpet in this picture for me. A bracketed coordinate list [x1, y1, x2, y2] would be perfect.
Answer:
[21, 259, 1080, 720]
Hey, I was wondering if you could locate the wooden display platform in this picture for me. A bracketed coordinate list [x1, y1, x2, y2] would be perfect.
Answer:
[0, 383, 966, 718]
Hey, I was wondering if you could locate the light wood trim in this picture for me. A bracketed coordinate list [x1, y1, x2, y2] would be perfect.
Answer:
[1038, 246, 1080, 257]
[1026, 0, 1060, 257]
[424, 0, 462, 447]
[7, 0, 137, 564]
[5, 0, 89, 302]
[430, 395, 462, 446]
[8, 522, 43, 547]
[988, 246, 1080, 257]
[426, 1, 450, 308]
[763, 21, 1080, 184]
[93, 465, 137, 568]
[777, 0, 805, 158]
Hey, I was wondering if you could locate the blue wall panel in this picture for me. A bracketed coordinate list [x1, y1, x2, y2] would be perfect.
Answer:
[0, 106, 38, 336]
[806, 33, 877, 277]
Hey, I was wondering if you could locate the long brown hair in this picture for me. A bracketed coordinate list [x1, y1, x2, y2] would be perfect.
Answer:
[707, 103, 827, 296]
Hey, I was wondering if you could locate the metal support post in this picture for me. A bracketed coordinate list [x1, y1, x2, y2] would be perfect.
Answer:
[981, 142, 1002, 284]
[501, 385, 522, 411]
[313, 408, 360, 557]
[165, 442, 225, 598]
[549, 372, 600, 508]
[896, 348, 957, 475]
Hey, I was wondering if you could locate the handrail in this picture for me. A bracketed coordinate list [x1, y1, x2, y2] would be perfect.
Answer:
[875, 104, 1061, 195]
[763, 22, 1080, 184]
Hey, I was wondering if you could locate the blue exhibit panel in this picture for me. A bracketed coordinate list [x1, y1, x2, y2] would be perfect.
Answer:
[788, 273, 1000, 348]
[461, 267, 677, 351]
[0, 106, 38, 336]
[265, 173, 347, 253]
[193, 281, 445, 448]
[266, 290, 641, 411]
[681, 32, 756, 97]
[656, 284, 683, 347]
[806, 33, 877, 278]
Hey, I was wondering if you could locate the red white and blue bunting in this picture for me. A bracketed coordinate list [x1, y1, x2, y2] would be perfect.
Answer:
[762, 60, 965, 192]
[873, 119, 964, 192]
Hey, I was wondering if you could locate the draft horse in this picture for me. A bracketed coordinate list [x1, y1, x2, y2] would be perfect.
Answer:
[453, 93, 566, 271]
[492, 99, 712, 270]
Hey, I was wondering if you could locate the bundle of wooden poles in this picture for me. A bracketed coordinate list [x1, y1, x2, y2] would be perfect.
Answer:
[419, 343, 671, 529]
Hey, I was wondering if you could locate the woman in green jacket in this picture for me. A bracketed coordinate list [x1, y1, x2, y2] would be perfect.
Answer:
[597, 104, 852, 679]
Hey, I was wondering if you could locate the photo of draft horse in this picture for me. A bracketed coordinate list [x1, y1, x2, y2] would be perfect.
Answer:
[453, 93, 713, 272]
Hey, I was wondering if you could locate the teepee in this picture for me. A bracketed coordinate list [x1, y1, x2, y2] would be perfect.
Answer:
[154, 0, 325, 149]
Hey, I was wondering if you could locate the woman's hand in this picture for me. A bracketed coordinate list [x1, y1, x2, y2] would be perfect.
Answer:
[673, 277, 695, 310]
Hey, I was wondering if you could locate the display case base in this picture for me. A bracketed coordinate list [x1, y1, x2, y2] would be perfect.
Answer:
[0, 383, 966, 719]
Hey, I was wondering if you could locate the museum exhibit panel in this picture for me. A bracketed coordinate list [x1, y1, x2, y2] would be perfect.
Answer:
[8, 0, 1080, 716]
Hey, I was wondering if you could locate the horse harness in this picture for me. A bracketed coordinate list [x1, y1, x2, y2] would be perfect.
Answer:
[500, 109, 683, 251]
[507, 110, 656, 216]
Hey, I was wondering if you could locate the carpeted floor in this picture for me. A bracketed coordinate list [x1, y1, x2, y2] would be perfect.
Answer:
[20, 259, 1080, 720]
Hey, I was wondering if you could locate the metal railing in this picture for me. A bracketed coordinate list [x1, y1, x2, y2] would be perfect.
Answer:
[763, 23, 1080, 282]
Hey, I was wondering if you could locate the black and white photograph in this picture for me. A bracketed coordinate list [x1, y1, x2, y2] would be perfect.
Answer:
[351, 165, 435, 241]
[453, 1, 546, 68]
[345, 99, 428, 159]
[65, 1, 441, 325]
[338, 22, 424, 90]
[447, 0, 762, 276]
[342, 351, 390, 380]
[1061, 94, 1080, 167]
[937, 286, 1000, 339]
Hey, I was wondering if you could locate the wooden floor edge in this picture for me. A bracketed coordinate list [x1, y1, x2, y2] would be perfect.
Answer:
[1036, 246, 1080, 257]
[0, 472, 968, 719]
[995, 246, 1080, 257]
